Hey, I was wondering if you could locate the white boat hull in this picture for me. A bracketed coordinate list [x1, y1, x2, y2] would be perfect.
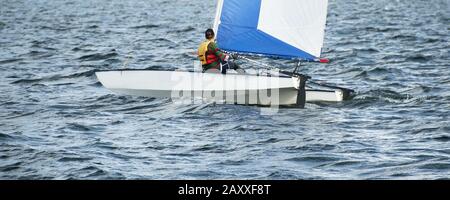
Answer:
[95, 70, 351, 106]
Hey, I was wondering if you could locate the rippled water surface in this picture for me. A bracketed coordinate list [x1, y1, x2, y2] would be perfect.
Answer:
[1, 0, 449, 179]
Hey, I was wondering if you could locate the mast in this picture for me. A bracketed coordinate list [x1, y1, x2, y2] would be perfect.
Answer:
[213, 0, 224, 35]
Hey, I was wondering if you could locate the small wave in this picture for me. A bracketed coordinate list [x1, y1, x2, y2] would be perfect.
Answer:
[390, 173, 412, 178]
[410, 127, 440, 135]
[39, 25, 73, 32]
[111, 103, 159, 112]
[103, 58, 122, 65]
[72, 46, 95, 52]
[111, 120, 124, 125]
[381, 54, 404, 61]
[87, 25, 99, 29]
[334, 67, 363, 76]
[354, 47, 380, 53]
[405, 54, 433, 63]
[328, 160, 362, 167]
[179, 103, 212, 114]
[218, 159, 247, 166]
[419, 163, 450, 170]
[353, 59, 377, 67]
[266, 171, 299, 179]
[390, 34, 417, 41]
[148, 38, 177, 48]
[131, 24, 160, 29]
[58, 157, 93, 162]
[19, 50, 54, 59]
[286, 144, 336, 151]
[0, 58, 23, 65]
[0, 133, 15, 140]
[12, 76, 58, 84]
[192, 144, 220, 151]
[78, 51, 118, 61]
[367, 67, 390, 74]
[433, 135, 450, 142]
[257, 138, 287, 144]
[66, 123, 92, 131]
[232, 125, 263, 132]
[353, 71, 368, 79]
[78, 166, 101, 172]
[401, 85, 436, 95]
[93, 94, 117, 102]
[1, 102, 18, 106]
[11, 70, 97, 84]
[94, 141, 119, 150]
[423, 37, 441, 43]
[49, 104, 80, 109]
[72, 47, 82, 51]
[364, 27, 400, 32]
[30, 40, 54, 48]
[147, 145, 166, 150]
[164, 153, 195, 157]
[0, 162, 22, 172]
[6, 75, 19, 78]
[286, 156, 340, 163]
[107, 152, 133, 161]
[77, 166, 108, 178]
[4, 111, 36, 119]
[169, 26, 196, 33]
[149, 38, 173, 43]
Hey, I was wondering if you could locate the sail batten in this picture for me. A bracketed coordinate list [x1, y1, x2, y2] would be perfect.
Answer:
[214, 0, 328, 61]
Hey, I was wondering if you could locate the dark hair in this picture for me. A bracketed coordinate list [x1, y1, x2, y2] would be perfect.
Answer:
[205, 29, 215, 39]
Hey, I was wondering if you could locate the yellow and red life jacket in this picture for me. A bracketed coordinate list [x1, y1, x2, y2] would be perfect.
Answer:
[198, 40, 219, 66]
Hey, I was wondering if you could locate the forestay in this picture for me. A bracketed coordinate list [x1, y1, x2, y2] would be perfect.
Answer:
[213, 0, 329, 61]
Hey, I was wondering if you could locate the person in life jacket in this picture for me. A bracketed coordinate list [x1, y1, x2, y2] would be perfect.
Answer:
[198, 29, 240, 74]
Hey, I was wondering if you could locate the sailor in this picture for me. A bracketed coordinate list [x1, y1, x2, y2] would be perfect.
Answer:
[198, 29, 240, 74]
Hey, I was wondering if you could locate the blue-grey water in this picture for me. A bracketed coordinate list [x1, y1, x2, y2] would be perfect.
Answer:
[1, 0, 449, 180]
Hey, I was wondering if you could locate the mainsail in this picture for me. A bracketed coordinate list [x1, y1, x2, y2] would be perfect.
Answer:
[213, 0, 329, 61]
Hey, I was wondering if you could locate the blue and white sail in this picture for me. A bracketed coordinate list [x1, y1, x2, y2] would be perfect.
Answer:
[213, 0, 329, 61]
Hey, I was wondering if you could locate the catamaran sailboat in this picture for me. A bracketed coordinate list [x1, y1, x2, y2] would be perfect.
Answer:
[96, 0, 353, 108]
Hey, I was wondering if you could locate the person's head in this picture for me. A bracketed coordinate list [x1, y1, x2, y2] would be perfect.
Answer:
[205, 29, 215, 40]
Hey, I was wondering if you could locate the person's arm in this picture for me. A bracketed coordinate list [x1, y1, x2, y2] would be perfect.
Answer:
[208, 42, 228, 61]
